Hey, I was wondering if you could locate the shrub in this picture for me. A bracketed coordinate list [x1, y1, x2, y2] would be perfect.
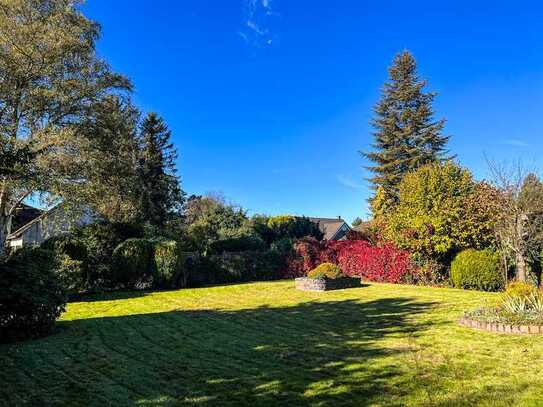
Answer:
[50, 223, 143, 291]
[284, 239, 415, 283]
[212, 253, 246, 283]
[42, 234, 88, 261]
[42, 235, 88, 293]
[404, 258, 448, 286]
[451, 249, 503, 291]
[112, 238, 155, 288]
[208, 235, 266, 254]
[55, 254, 86, 295]
[504, 281, 539, 299]
[187, 256, 219, 287]
[250, 250, 285, 281]
[283, 237, 322, 278]
[0, 247, 66, 343]
[154, 240, 195, 288]
[307, 263, 344, 279]
[187, 249, 285, 287]
[334, 241, 414, 283]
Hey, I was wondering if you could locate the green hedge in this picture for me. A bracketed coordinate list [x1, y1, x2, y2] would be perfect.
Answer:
[40, 228, 288, 293]
[112, 238, 155, 288]
[42, 235, 88, 294]
[42, 222, 144, 292]
[208, 235, 266, 254]
[153, 240, 196, 288]
[0, 247, 67, 343]
[189, 250, 285, 286]
[451, 249, 504, 291]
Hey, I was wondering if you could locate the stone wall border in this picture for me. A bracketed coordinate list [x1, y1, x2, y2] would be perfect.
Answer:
[459, 317, 543, 334]
[295, 277, 361, 291]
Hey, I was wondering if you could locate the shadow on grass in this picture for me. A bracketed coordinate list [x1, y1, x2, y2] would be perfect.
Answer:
[3, 296, 505, 406]
[71, 289, 149, 303]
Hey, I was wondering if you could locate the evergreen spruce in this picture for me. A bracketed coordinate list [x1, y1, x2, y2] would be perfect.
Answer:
[138, 113, 184, 229]
[363, 51, 452, 204]
[72, 95, 142, 223]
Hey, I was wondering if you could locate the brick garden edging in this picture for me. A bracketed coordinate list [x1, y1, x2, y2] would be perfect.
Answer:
[295, 277, 361, 291]
[459, 317, 543, 334]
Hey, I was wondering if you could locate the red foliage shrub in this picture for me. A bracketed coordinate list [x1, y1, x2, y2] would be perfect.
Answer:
[283, 238, 415, 283]
[282, 237, 321, 279]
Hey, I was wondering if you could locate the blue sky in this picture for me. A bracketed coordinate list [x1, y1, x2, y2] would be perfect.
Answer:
[81, 1, 543, 223]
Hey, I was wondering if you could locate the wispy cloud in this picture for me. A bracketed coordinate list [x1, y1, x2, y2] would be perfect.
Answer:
[239, 0, 280, 47]
[501, 138, 529, 147]
[337, 174, 364, 189]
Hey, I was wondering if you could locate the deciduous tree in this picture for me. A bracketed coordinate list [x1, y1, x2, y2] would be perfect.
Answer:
[0, 0, 130, 252]
[383, 162, 497, 265]
[490, 161, 543, 284]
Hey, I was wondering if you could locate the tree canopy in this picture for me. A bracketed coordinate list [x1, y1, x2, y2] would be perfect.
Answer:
[383, 162, 498, 265]
[0, 0, 131, 250]
[363, 51, 452, 206]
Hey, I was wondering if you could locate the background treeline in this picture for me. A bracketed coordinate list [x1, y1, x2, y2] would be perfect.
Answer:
[36, 199, 324, 297]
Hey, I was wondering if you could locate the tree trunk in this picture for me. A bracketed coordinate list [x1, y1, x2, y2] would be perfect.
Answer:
[516, 250, 527, 282]
[515, 212, 529, 282]
[0, 215, 9, 258]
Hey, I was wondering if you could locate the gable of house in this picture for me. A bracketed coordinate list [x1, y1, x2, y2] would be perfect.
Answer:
[308, 217, 351, 241]
[6, 204, 94, 249]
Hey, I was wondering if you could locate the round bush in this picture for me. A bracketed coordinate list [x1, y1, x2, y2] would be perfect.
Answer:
[112, 238, 155, 288]
[0, 247, 67, 343]
[307, 262, 344, 280]
[450, 249, 503, 291]
[153, 240, 194, 288]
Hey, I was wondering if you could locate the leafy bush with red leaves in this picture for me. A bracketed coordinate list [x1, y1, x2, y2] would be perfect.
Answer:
[283, 238, 416, 284]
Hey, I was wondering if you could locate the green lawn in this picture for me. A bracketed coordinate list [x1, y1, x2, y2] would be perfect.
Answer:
[2, 281, 543, 406]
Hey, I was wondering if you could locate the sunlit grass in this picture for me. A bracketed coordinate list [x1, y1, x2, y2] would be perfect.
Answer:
[2, 281, 543, 406]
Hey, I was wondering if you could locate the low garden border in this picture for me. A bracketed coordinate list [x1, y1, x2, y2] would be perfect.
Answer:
[295, 277, 361, 291]
[459, 317, 543, 334]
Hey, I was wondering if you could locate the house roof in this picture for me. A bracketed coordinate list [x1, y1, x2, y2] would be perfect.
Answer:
[11, 204, 43, 232]
[7, 205, 60, 240]
[307, 217, 351, 240]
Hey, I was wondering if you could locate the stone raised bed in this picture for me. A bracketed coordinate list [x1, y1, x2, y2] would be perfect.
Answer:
[459, 317, 543, 335]
[295, 277, 361, 291]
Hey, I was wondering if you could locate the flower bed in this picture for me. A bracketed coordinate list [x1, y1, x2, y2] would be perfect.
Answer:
[460, 282, 543, 334]
[295, 277, 361, 291]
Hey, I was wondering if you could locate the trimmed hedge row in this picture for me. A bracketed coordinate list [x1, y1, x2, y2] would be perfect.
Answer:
[46, 230, 286, 293]
[187, 250, 285, 287]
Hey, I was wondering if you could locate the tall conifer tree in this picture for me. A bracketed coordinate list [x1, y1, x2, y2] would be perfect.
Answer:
[363, 51, 452, 206]
[138, 113, 184, 229]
